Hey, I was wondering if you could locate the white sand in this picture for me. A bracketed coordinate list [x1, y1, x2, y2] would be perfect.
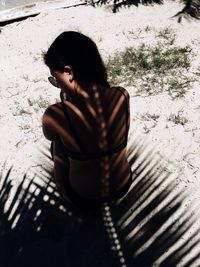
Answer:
[1, 1, 200, 182]
[0, 1, 200, 264]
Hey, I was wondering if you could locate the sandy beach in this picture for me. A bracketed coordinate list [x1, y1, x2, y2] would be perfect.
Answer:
[0, 1, 200, 265]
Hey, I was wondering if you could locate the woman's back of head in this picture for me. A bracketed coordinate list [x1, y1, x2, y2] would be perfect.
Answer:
[44, 31, 109, 88]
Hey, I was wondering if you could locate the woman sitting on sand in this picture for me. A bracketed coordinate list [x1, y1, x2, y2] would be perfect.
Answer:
[42, 31, 132, 209]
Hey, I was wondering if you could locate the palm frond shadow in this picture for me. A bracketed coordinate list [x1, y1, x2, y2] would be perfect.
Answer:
[90, 0, 200, 19]
[0, 138, 200, 266]
[174, 0, 200, 21]
[91, 0, 163, 13]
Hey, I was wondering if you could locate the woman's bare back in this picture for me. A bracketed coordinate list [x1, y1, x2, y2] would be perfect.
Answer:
[43, 85, 131, 199]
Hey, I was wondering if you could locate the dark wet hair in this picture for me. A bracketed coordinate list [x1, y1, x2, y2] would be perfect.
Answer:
[44, 31, 110, 88]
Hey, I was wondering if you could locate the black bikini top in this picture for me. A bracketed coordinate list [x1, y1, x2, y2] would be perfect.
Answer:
[60, 87, 129, 161]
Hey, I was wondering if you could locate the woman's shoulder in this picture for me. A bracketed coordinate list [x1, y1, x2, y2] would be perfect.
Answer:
[111, 86, 129, 98]
[44, 102, 63, 114]
[42, 103, 63, 141]
[43, 102, 66, 124]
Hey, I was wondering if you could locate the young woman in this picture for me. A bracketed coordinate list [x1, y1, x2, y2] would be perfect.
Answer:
[42, 31, 132, 209]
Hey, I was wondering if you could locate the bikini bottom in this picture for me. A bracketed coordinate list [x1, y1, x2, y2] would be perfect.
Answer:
[63, 170, 133, 210]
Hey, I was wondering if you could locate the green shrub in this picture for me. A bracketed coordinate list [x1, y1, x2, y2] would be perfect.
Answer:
[167, 113, 188, 125]
[106, 40, 193, 98]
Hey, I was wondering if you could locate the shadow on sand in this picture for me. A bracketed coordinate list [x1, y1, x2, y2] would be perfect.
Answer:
[91, 0, 162, 13]
[90, 0, 200, 19]
[0, 138, 200, 267]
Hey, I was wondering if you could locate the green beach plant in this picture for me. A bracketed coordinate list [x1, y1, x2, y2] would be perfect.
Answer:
[157, 27, 176, 45]
[106, 36, 193, 98]
[144, 25, 152, 32]
[27, 96, 50, 110]
[167, 113, 188, 125]
[140, 113, 160, 121]
[36, 95, 50, 109]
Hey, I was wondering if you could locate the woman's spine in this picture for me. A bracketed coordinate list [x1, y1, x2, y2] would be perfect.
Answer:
[92, 85, 110, 197]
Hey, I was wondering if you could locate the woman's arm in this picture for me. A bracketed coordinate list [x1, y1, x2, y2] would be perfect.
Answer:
[42, 105, 60, 141]
[126, 90, 130, 132]
[117, 86, 130, 131]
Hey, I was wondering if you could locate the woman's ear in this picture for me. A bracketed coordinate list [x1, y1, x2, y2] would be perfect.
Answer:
[63, 65, 74, 82]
